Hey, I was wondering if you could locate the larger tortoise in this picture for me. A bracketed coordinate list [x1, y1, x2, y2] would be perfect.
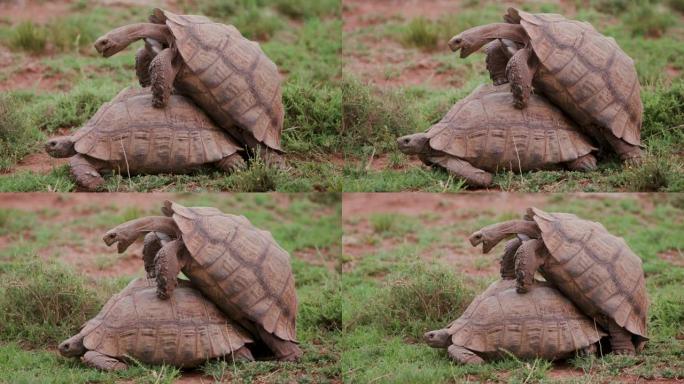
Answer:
[45, 87, 244, 191]
[102, 200, 301, 361]
[469, 207, 649, 355]
[448, 8, 643, 163]
[58, 278, 254, 370]
[94, 8, 285, 166]
[396, 84, 597, 187]
[425, 279, 606, 364]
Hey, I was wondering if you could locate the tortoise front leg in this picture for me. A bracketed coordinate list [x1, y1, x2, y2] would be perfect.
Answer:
[154, 239, 189, 300]
[230, 346, 255, 362]
[426, 155, 493, 188]
[82, 351, 127, 371]
[135, 45, 155, 87]
[69, 154, 107, 191]
[485, 40, 511, 86]
[424, 328, 452, 348]
[608, 319, 636, 355]
[500, 237, 523, 279]
[506, 46, 537, 109]
[142, 232, 171, 278]
[216, 153, 246, 174]
[149, 47, 181, 108]
[447, 345, 485, 365]
[513, 239, 547, 293]
[565, 154, 597, 172]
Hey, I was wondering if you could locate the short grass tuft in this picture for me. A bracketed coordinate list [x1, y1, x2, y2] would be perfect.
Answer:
[9, 22, 47, 53]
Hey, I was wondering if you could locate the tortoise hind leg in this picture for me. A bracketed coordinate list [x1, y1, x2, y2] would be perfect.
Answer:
[69, 154, 107, 191]
[565, 154, 597, 172]
[608, 319, 636, 355]
[256, 326, 302, 362]
[485, 40, 511, 86]
[426, 155, 493, 188]
[447, 345, 484, 365]
[506, 46, 537, 109]
[150, 47, 181, 108]
[216, 153, 246, 174]
[82, 351, 127, 371]
[252, 143, 286, 169]
[230, 346, 255, 362]
[604, 132, 643, 166]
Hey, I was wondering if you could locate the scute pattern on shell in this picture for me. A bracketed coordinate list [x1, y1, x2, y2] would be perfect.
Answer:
[164, 201, 298, 342]
[80, 278, 252, 368]
[71, 87, 241, 173]
[155, 9, 284, 151]
[528, 208, 649, 346]
[510, 9, 642, 146]
[448, 280, 605, 359]
[426, 84, 596, 171]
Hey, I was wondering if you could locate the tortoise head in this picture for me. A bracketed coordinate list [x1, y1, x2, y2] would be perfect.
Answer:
[396, 133, 429, 155]
[449, 23, 528, 58]
[58, 334, 87, 358]
[103, 221, 143, 254]
[95, 23, 172, 57]
[423, 329, 451, 348]
[469, 219, 540, 254]
[45, 136, 76, 158]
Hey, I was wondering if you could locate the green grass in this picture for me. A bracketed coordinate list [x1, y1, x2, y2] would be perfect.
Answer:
[0, 193, 341, 383]
[342, 1, 684, 192]
[342, 195, 684, 383]
[0, 0, 342, 192]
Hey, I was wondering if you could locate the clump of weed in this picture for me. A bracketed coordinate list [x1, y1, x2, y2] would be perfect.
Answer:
[642, 80, 684, 141]
[9, 22, 47, 53]
[649, 284, 684, 338]
[592, 0, 631, 14]
[227, 158, 282, 192]
[622, 2, 676, 37]
[353, 263, 478, 337]
[507, 358, 553, 384]
[669, 0, 684, 13]
[47, 15, 101, 52]
[200, 0, 283, 40]
[617, 156, 681, 191]
[0, 94, 45, 171]
[299, 279, 342, 333]
[32, 82, 116, 132]
[273, 0, 340, 19]
[342, 77, 421, 153]
[401, 17, 440, 50]
[0, 261, 100, 347]
[369, 213, 415, 236]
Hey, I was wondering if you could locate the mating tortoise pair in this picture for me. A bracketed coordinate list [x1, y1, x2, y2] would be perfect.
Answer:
[60, 201, 301, 370]
[426, 208, 648, 364]
[399, 8, 642, 187]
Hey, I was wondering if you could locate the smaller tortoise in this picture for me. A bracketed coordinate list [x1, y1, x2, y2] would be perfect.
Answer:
[102, 200, 302, 361]
[94, 8, 285, 167]
[58, 277, 254, 370]
[396, 84, 597, 187]
[448, 8, 643, 163]
[469, 207, 649, 355]
[45, 87, 244, 191]
[425, 279, 606, 364]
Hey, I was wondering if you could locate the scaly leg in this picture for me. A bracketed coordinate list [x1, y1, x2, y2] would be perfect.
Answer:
[447, 345, 485, 365]
[513, 239, 547, 293]
[485, 40, 511, 86]
[506, 46, 536, 109]
[256, 326, 302, 362]
[81, 351, 127, 371]
[424, 328, 452, 348]
[604, 132, 643, 166]
[153, 239, 187, 300]
[500, 237, 523, 279]
[427, 155, 493, 187]
[135, 46, 154, 87]
[142, 232, 170, 278]
[149, 47, 181, 108]
[69, 154, 106, 191]
[565, 154, 597, 172]
[608, 319, 636, 355]
[230, 346, 255, 362]
[216, 153, 246, 173]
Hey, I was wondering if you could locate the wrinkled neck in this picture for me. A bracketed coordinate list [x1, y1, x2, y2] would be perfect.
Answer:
[469, 23, 528, 48]
[487, 220, 540, 242]
[116, 23, 172, 46]
[124, 216, 179, 237]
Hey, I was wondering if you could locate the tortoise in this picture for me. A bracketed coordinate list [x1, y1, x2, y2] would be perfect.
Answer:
[58, 277, 254, 370]
[101, 200, 302, 361]
[469, 207, 649, 355]
[94, 8, 285, 167]
[448, 8, 643, 164]
[424, 279, 606, 364]
[396, 84, 597, 187]
[45, 87, 244, 191]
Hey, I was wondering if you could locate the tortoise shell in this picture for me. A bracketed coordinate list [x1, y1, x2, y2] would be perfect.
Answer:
[162, 201, 297, 343]
[527, 207, 649, 349]
[506, 8, 642, 146]
[73, 87, 241, 173]
[79, 278, 252, 368]
[447, 279, 605, 359]
[151, 9, 284, 151]
[426, 84, 596, 171]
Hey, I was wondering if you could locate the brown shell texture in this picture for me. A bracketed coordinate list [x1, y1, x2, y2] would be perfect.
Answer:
[529, 207, 649, 345]
[72, 87, 241, 173]
[511, 8, 642, 146]
[154, 9, 284, 151]
[80, 278, 252, 368]
[448, 279, 605, 359]
[165, 201, 298, 343]
[426, 84, 596, 172]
